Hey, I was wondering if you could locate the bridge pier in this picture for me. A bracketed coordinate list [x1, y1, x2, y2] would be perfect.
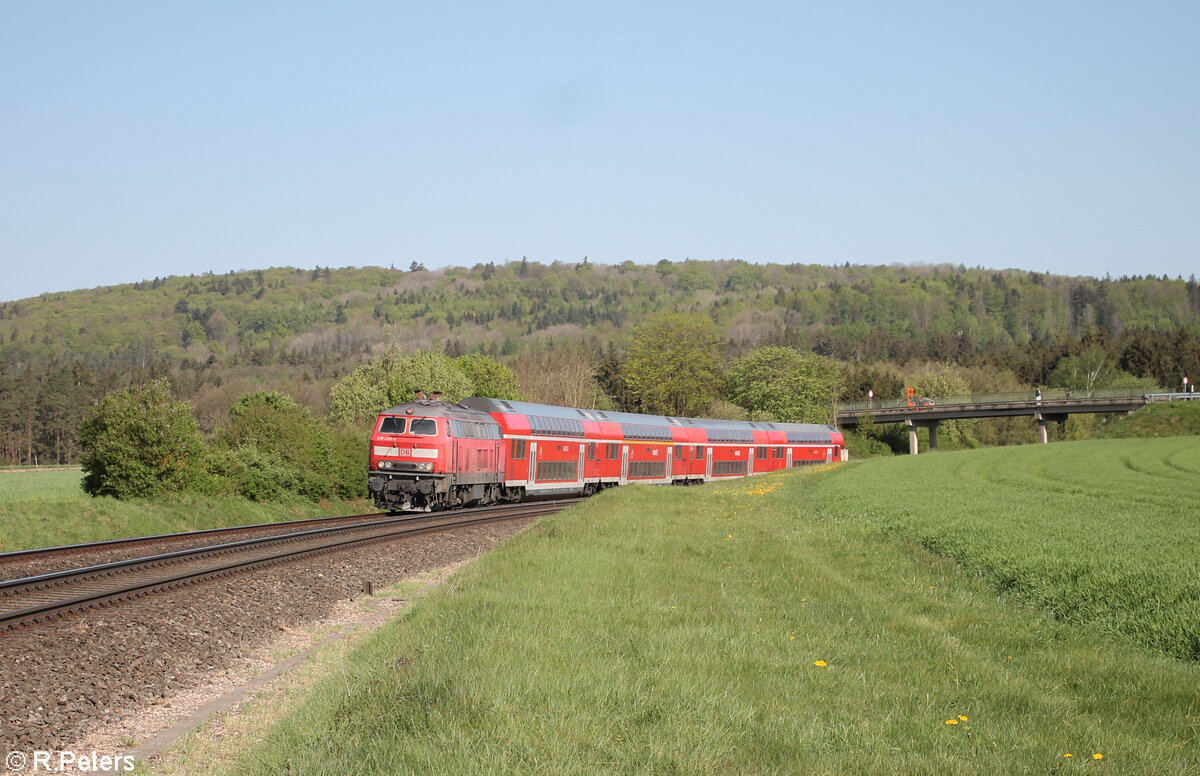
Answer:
[905, 419, 940, 455]
[1035, 412, 1068, 444]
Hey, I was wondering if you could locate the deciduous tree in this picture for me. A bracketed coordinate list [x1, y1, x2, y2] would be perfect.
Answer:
[79, 381, 203, 498]
[726, 347, 841, 424]
[456, 353, 521, 400]
[329, 348, 474, 426]
[624, 313, 722, 416]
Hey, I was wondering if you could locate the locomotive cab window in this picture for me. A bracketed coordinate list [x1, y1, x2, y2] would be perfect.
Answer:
[379, 417, 406, 434]
[410, 418, 437, 436]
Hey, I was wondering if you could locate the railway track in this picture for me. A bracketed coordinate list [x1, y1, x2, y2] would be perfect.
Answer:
[0, 501, 573, 631]
[0, 511, 404, 570]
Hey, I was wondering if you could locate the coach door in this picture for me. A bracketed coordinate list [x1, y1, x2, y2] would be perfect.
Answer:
[578, 445, 585, 486]
[620, 445, 630, 485]
[786, 448, 793, 468]
[528, 441, 537, 483]
[826, 447, 833, 464]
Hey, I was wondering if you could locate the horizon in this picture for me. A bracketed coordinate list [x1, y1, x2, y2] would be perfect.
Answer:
[6, 258, 1200, 305]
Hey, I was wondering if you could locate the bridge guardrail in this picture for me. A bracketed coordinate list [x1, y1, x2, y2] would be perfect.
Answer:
[837, 387, 1156, 414]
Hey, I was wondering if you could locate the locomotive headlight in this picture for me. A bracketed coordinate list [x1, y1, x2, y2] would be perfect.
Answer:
[380, 460, 392, 469]
[421, 462, 432, 471]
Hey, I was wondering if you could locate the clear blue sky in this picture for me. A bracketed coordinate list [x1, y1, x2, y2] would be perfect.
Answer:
[2, 2, 1197, 302]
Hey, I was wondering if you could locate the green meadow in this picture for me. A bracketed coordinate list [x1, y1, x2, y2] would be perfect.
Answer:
[0, 470, 369, 552]
[201, 437, 1199, 776]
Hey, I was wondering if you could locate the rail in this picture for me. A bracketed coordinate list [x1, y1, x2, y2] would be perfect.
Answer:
[0, 511, 388, 563]
[0, 501, 573, 631]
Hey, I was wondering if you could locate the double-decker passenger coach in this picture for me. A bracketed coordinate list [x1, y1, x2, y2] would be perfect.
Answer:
[368, 395, 844, 513]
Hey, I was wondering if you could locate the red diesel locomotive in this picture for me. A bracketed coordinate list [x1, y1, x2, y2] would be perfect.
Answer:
[367, 396, 845, 512]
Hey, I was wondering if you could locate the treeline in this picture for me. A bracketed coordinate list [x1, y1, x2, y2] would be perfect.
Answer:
[3, 262, 1198, 378]
[2, 261, 1199, 466]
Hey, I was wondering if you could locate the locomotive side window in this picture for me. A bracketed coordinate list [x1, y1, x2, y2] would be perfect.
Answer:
[411, 418, 437, 436]
[379, 417, 406, 434]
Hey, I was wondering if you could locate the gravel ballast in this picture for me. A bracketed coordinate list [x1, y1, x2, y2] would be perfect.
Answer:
[1, 518, 534, 752]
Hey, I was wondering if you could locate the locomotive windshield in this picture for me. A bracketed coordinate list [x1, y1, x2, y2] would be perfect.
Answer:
[377, 416, 438, 435]
[410, 418, 437, 435]
[379, 417, 406, 434]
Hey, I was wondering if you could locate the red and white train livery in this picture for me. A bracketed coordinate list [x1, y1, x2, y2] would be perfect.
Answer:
[367, 396, 845, 512]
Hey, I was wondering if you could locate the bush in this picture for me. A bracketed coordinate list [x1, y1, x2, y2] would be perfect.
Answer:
[842, 433, 894, 459]
[79, 382, 204, 499]
[212, 391, 368, 502]
[204, 446, 314, 502]
[320, 426, 369, 500]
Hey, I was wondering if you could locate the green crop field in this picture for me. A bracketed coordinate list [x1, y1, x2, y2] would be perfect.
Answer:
[806, 436, 1200, 660]
[169, 437, 1200, 776]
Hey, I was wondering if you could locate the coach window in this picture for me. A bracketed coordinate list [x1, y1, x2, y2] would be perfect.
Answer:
[513, 439, 527, 460]
[411, 418, 437, 435]
[695, 445, 705, 459]
[588, 442, 597, 460]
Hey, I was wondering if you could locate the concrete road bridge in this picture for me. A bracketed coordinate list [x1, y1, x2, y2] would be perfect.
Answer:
[836, 389, 1196, 454]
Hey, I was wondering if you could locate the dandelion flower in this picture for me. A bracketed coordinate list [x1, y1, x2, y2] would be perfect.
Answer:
[944, 719, 959, 725]
[1063, 753, 1073, 758]
[813, 660, 827, 667]
[957, 715, 968, 722]
[1093, 753, 1103, 760]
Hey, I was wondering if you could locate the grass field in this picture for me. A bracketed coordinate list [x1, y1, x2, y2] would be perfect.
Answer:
[1098, 399, 1200, 438]
[162, 437, 1200, 776]
[0, 470, 372, 552]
